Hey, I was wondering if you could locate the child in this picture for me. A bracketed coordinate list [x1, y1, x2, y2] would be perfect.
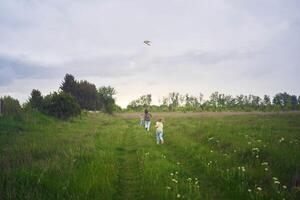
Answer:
[155, 118, 164, 144]
[144, 109, 152, 131]
[139, 114, 144, 126]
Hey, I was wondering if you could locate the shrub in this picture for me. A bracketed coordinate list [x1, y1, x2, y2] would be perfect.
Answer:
[0, 96, 22, 118]
[43, 92, 81, 119]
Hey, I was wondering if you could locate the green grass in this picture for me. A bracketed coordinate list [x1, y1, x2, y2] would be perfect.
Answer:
[1, 112, 300, 199]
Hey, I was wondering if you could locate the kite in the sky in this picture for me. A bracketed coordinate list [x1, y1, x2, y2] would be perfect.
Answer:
[144, 40, 151, 46]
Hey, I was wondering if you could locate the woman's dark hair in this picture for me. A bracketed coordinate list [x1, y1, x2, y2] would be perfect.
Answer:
[144, 109, 148, 114]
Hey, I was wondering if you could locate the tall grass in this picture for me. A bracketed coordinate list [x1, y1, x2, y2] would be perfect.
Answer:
[0, 112, 299, 199]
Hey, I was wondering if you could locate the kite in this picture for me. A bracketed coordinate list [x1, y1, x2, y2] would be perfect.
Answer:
[144, 40, 151, 46]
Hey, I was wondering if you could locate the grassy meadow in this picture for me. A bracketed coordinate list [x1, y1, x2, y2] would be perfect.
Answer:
[1, 112, 300, 199]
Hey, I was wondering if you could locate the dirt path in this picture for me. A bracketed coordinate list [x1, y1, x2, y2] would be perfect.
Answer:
[115, 121, 140, 200]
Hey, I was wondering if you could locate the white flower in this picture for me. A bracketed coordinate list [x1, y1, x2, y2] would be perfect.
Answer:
[282, 185, 287, 189]
[170, 173, 174, 176]
[166, 186, 171, 190]
[264, 168, 269, 171]
[261, 162, 268, 166]
[177, 194, 181, 198]
[172, 179, 178, 183]
[248, 189, 252, 192]
[256, 186, 262, 191]
[274, 180, 280, 184]
[273, 177, 278, 181]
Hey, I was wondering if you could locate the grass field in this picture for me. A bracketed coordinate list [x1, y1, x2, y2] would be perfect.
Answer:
[1, 112, 300, 200]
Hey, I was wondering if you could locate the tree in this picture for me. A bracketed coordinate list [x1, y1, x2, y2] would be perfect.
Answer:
[43, 92, 81, 119]
[29, 89, 44, 111]
[60, 74, 77, 96]
[97, 86, 116, 114]
[77, 80, 97, 110]
[0, 96, 22, 117]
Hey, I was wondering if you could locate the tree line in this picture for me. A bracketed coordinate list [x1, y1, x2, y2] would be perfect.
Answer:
[126, 92, 300, 112]
[0, 74, 118, 119]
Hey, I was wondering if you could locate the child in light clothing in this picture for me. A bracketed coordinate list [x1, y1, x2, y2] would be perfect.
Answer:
[155, 118, 164, 144]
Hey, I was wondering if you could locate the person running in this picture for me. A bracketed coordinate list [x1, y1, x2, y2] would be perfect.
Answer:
[155, 118, 164, 144]
[144, 109, 152, 131]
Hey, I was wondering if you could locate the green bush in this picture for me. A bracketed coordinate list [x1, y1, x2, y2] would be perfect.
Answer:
[0, 96, 22, 118]
[43, 92, 81, 119]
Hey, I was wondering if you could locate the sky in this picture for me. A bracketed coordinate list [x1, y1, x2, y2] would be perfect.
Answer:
[0, 0, 299, 107]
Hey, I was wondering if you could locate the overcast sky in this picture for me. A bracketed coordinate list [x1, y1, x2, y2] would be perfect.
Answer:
[0, 0, 299, 107]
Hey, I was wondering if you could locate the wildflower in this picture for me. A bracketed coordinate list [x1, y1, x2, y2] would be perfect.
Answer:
[282, 185, 287, 189]
[241, 166, 246, 172]
[166, 186, 171, 190]
[177, 162, 180, 165]
[233, 149, 237, 153]
[170, 173, 174, 176]
[274, 180, 280, 185]
[256, 186, 262, 191]
[172, 179, 178, 183]
[177, 194, 181, 198]
[175, 171, 178, 175]
[195, 181, 198, 185]
[210, 150, 214, 153]
[273, 177, 278, 181]
[187, 178, 192, 182]
[257, 140, 262, 143]
[252, 147, 260, 152]
[264, 168, 268, 171]
[261, 162, 268, 166]
[256, 155, 259, 158]
[208, 137, 214, 141]
[248, 189, 252, 192]
[248, 142, 252, 145]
